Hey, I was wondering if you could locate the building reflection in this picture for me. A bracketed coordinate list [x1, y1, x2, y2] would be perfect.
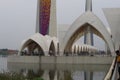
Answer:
[19, 69, 106, 80]
[84, 71, 93, 80]
[8, 63, 109, 80]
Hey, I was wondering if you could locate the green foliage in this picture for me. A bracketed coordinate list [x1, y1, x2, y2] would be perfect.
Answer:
[0, 72, 25, 80]
[0, 72, 44, 80]
[33, 77, 44, 80]
[64, 70, 72, 80]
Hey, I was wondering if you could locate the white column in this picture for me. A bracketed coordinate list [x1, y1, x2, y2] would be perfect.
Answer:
[84, 71, 93, 80]
[57, 71, 64, 80]
[84, 26, 94, 46]
[42, 70, 50, 80]
[36, 0, 40, 33]
[105, 43, 110, 55]
[36, 0, 57, 37]
[49, 0, 57, 37]
[54, 71, 58, 80]
[86, 0, 92, 11]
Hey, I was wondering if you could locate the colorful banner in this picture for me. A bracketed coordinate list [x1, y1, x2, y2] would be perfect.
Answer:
[39, 0, 51, 35]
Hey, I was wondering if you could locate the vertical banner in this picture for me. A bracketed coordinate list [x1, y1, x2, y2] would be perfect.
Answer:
[39, 0, 51, 35]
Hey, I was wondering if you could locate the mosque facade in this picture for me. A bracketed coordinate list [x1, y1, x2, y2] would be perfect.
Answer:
[19, 0, 120, 56]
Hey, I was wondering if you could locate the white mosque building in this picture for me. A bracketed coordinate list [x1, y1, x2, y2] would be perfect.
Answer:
[18, 0, 120, 56]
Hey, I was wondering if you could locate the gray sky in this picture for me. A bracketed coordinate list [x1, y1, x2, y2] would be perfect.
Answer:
[0, 0, 120, 50]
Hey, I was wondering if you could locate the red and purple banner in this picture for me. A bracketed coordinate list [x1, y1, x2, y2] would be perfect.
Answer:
[39, 0, 51, 35]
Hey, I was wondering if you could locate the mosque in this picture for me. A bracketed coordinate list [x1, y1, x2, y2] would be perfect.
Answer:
[18, 0, 120, 56]
[8, 1, 120, 79]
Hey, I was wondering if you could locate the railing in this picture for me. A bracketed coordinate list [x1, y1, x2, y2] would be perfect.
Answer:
[104, 56, 117, 80]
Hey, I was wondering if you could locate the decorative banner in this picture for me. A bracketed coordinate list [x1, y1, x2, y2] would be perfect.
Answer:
[39, 0, 51, 35]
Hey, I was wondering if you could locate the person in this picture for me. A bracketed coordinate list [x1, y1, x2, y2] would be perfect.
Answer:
[116, 50, 120, 80]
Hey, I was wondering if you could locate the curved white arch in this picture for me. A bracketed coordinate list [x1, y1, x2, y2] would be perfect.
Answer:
[19, 33, 48, 56]
[49, 40, 56, 56]
[45, 36, 58, 55]
[52, 37, 59, 53]
[45, 35, 53, 53]
[60, 11, 114, 55]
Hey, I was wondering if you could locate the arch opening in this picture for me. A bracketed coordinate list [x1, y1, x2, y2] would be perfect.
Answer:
[20, 39, 45, 56]
[64, 23, 111, 56]
[49, 41, 56, 56]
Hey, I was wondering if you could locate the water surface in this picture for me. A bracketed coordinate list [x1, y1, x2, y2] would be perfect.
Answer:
[0, 57, 110, 80]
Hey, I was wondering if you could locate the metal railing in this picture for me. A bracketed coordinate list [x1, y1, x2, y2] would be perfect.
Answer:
[104, 57, 117, 80]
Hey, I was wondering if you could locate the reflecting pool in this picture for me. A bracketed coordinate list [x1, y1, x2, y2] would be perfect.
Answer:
[0, 57, 110, 80]
[8, 63, 110, 80]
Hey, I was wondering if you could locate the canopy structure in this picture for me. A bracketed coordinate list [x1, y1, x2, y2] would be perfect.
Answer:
[103, 8, 120, 50]
[18, 0, 119, 56]
[60, 11, 114, 55]
[19, 33, 58, 56]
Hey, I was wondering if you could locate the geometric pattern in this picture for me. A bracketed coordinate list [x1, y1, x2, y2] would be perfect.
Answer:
[39, 0, 51, 35]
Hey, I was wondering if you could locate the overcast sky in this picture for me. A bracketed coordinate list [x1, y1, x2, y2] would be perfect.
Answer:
[0, 0, 120, 50]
